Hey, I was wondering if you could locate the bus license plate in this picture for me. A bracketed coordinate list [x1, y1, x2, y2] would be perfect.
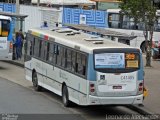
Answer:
[113, 86, 122, 89]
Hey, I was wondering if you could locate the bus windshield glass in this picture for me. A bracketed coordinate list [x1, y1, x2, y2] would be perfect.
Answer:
[94, 52, 140, 70]
[0, 20, 10, 37]
[108, 12, 160, 32]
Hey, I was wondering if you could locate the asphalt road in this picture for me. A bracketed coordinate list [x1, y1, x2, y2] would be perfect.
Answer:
[0, 77, 72, 114]
[0, 61, 142, 120]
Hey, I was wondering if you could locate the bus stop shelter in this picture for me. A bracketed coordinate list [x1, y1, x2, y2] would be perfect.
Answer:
[0, 11, 28, 31]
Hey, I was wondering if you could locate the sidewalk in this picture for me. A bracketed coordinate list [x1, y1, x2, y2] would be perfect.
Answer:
[5, 56, 160, 114]
[142, 57, 160, 114]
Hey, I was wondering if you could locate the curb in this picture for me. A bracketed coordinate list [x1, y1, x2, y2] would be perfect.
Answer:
[2, 60, 24, 68]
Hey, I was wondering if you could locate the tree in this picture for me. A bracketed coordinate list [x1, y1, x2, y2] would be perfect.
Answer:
[120, 0, 157, 67]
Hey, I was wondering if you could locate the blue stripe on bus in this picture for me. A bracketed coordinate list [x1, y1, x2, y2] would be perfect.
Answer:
[138, 53, 144, 81]
[87, 54, 96, 81]
[7, 21, 13, 41]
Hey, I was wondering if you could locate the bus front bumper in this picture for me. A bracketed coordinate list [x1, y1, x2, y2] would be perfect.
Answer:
[88, 94, 143, 105]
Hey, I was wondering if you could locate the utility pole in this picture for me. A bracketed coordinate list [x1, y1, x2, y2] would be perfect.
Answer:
[37, 0, 40, 6]
[16, 0, 20, 14]
[16, 0, 20, 31]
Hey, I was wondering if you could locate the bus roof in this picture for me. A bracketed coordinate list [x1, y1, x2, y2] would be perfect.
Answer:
[0, 15, 11, 20]
[107, 9, 160, 16]
[29, 27, 139, 53]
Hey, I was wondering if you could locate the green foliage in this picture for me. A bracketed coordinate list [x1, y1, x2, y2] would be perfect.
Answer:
[120, 0, 157, 26]
[120, 0, 158, 67]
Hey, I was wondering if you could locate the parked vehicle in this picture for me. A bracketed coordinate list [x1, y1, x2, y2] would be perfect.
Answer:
[106, 9, 160, 53]
[0, 15, 13, 60]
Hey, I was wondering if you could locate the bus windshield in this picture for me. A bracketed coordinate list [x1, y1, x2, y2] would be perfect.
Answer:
[108, 12, 160, 32]
[0, 19, 10, 37]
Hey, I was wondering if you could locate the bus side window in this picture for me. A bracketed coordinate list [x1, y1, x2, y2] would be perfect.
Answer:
[53, 44, 57, 64]
[26, 34, 33, 56]
[46, 42, 50, 61]
[56, 45, 63, 66]
[38, 40, 42, 58]
[77, 53, 86, 76]
[49, 42, 54, 63]
[33, 38, 40, 57]
[40, 41, 45, 59]
[33, 38, 39, 57]
[66, 49, 72, 71]
[26, 40, 31, 56]
[62, 48, 67, 68]
[76, 53, 81, 74]
[71, 51, 76, 72]
[32, 38, 35, 55]
[82, 55, 87, 76]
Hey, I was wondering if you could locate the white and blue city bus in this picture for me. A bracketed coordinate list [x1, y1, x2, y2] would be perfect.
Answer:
[106, 9, 160, 52]
[0, 15, 13, 60]
[24, 27, 144, 107]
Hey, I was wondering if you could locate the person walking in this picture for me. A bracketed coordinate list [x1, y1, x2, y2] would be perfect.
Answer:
[15, 32, 22, 60]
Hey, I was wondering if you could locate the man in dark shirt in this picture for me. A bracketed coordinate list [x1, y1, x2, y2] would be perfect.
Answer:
[19, 29, 24, 58]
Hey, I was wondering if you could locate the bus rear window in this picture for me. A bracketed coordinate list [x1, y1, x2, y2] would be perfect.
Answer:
[94, 53, 140, 69]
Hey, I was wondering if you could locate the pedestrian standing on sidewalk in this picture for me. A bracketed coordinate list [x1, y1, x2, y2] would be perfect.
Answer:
[19, 29, 24, 57]
[15, 32, 22, 60]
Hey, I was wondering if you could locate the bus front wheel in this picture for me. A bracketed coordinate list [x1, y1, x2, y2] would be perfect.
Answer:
[32, 71, 42, 91]
[62, 85, 70, 107]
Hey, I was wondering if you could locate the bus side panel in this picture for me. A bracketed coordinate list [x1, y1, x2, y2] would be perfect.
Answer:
[25, 59, 32, 81]
[31, 58, 44, 85]
[56, 67, 88, 105]
[87, 54, 96, 81]
[0, 37, 12, 60]
[42, 62, 88, 105]
[138, 52, 144, 81]
[42, 62, 62, 96]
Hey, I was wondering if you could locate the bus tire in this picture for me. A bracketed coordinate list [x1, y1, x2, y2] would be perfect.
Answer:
[32, 71, 42, 91]
[62, 85, 70, 107]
